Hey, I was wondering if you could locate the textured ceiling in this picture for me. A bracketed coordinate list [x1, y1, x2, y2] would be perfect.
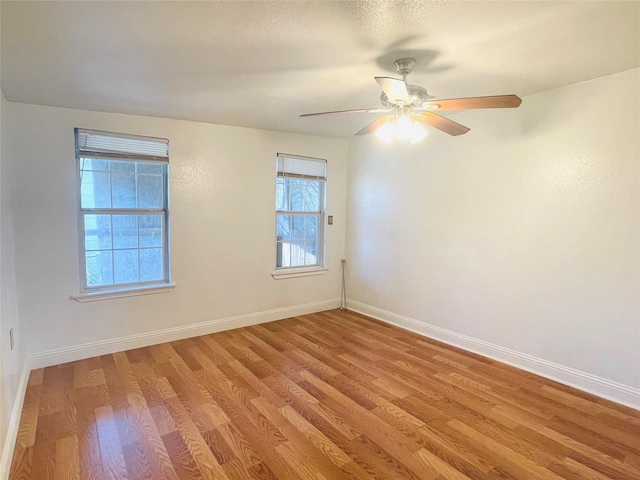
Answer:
[2, 1, 639, 138]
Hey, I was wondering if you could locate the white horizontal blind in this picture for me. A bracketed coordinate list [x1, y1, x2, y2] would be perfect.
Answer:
[76, 128, 169, 162]
[277, 153, 326, 180]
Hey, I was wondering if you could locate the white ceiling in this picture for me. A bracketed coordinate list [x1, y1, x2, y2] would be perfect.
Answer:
[2, 1, 639, 139]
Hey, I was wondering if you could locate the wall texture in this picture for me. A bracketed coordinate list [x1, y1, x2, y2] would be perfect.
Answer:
[7, 103, 348, 356]
[0, 91, 25, 467]
[346, 69, 639, 393]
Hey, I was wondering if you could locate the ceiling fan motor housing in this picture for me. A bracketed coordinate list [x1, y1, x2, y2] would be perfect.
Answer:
[380, 84, 433, 108]
[380, 57, 434, 108]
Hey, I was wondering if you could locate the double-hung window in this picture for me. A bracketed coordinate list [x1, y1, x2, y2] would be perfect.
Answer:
[275, 154, 326, 270]
[76, 128, 171, 298]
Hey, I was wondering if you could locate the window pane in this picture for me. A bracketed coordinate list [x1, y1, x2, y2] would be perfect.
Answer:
[289, 180, 305, 211]
[304, 241, 318, 264]
[276, 217, 321, 265]
[276, 214, 290, 241]
[276, 241, 285, 267]
[81, 171, 111, 208]
[289, 242, 306, 267]
[303, 181, 321, 212]
[112, 173, 137, 208]
[275, 177, 285, 211]
[137, 163, 163, 174]
[86, 251, 113, 286]
[291, 216, 306, 240]
[278, 241, 292, 267]
[114, 249, 139, 284]
[140, 248, 163, 281]
[82, 158, 110, 172]
[84, 214, 112, 250]
[139, 215, 162, 247]
[110, 161, 135, 173]
[305, 216, 318, 241]
[137, 174, 163, 208]
[113, 215, 138, 249]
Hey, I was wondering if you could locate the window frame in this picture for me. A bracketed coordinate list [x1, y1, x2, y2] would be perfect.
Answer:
[274, 153, 327, 275]
[74, 128, 173, 300]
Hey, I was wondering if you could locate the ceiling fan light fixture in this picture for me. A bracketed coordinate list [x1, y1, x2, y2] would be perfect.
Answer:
[394, 115, 413, 141]
[375, 120, 395, 144]
[409, 122, 428, 144]
[374, 116, 428, 144]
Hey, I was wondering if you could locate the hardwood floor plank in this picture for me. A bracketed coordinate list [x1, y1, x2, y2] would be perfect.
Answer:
[414, 447, 473, 480]
[251, 396, 360, 480]
[279, 405, 353, 468]
[161, 431, 205, 480]
[447, 419, 567, 480]
[54, 435, 80, 480]
[32, 439, 56, 480]
[8, 445, 33, 480]
[9, 309, 640, 480]
[221, 457, 253, 480]
[215, 422, 262, 470]
[163, 397, 229, 480]
[95, 406, 128, 480]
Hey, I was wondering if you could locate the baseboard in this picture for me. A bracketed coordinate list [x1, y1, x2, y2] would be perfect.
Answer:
[29, 298, 340, 369]
[348, 300, 640, 411]
[0, 356, 31, 480]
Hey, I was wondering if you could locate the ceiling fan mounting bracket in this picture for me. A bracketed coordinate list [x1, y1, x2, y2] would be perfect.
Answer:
[394, 57, 416, 77]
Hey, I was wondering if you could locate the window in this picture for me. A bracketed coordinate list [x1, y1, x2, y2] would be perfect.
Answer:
[275, 154, 326, 269]
[75, 129, 171, 297]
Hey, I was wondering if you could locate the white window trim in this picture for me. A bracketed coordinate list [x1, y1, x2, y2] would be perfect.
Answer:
[271, 266, 328, 280]
[71, 282, 176, 302]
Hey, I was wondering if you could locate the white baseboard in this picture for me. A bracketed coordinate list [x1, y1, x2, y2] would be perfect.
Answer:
[0, 356, 31, 480]
[348, 300, 640, 411]
[29, 298, 340, 369]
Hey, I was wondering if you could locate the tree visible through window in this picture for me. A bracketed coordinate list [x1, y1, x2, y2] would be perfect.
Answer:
[76, 129, 170, 293]
[275, 154, 326, 268]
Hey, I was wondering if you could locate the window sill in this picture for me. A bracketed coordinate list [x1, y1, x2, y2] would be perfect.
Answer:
[271, 267, 328, 280]
[71, 283, 176, 302]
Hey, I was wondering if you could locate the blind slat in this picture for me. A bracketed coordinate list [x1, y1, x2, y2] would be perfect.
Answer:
[277, 154, 326, 179]
[76, 129, 169, 161]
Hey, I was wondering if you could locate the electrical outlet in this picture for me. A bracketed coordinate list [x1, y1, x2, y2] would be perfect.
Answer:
[10, 328, 14, 351]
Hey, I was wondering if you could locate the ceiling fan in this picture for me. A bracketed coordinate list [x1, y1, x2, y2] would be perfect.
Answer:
[300, 58, 522, 144]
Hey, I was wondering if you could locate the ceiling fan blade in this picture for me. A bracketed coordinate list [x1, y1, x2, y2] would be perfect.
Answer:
[300, 108, 391, 117]
[424, 94, 522, 111]
[375, 77, 410, 105]
[355, 116, 391, 136]
[414, 112, 470, 136]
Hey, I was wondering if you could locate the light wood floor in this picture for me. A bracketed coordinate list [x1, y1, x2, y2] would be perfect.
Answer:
[9, 309, 640, 479]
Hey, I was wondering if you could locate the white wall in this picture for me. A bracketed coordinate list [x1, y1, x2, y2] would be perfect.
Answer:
[346, 69, 639, 393]
[6, 102, 348, 356]
[0, 91, 25, 465]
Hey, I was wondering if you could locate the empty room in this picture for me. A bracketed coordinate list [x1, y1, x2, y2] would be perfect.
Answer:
[1, 1, 639, 479]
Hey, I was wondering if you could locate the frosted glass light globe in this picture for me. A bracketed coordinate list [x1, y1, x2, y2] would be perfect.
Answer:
[394, 115, 413, 141]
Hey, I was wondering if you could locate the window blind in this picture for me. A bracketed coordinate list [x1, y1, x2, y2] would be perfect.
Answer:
[76, 128, 169, 162]
[277, 153, 326, 180]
